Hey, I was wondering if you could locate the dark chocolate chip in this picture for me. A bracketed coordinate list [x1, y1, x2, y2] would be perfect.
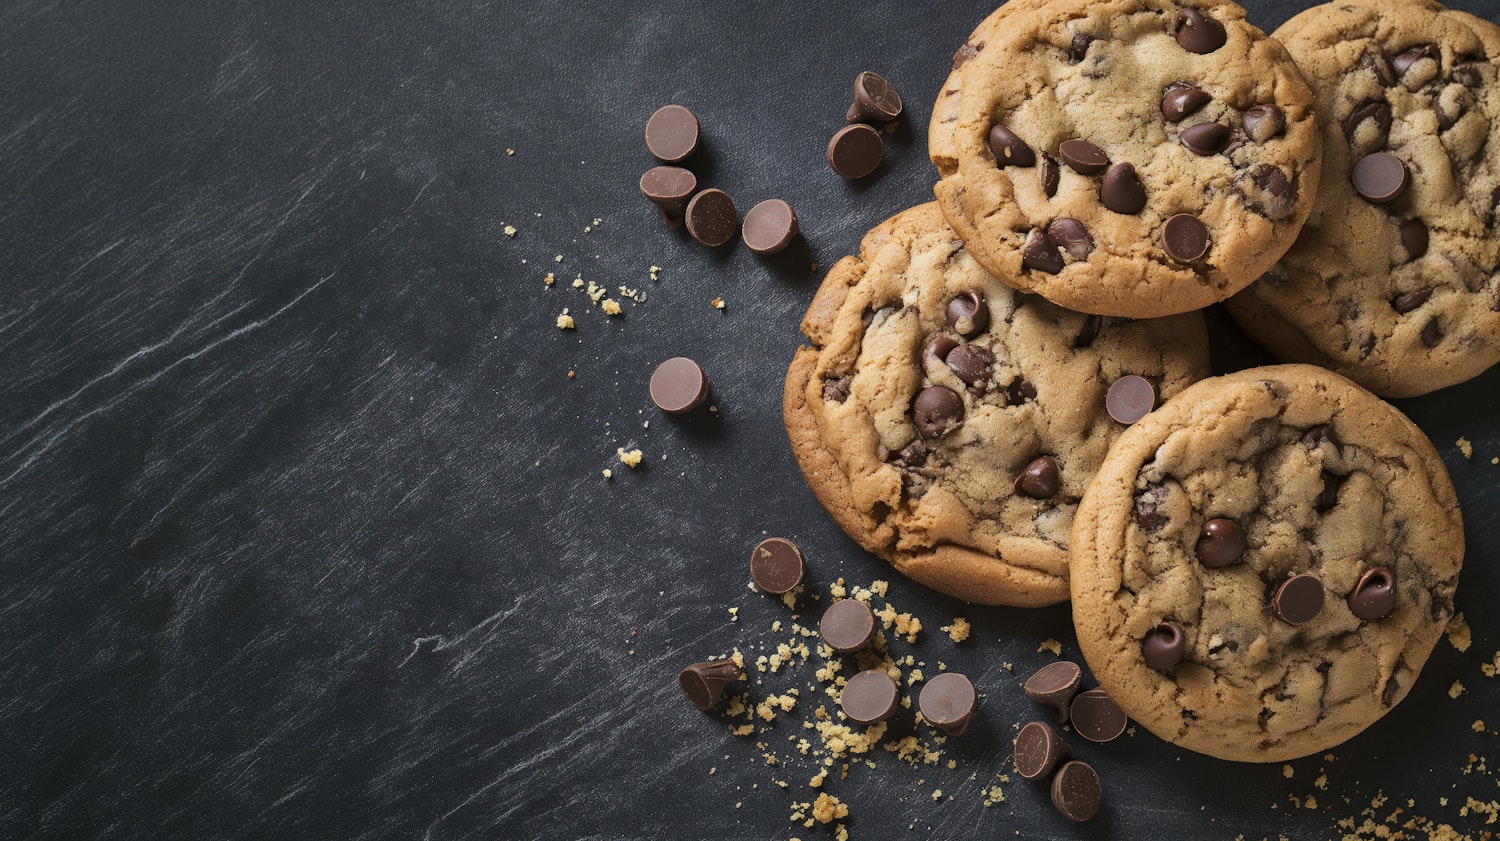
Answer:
[820, 597, 877, 654]
[1399, 219, 1428, 260]
[1382, 675, 1401, 706]
[1302, 424, 1338, 448]
[1022, 228, 1065, 274]
[1343, 100, 1392, 145]
[1004, 377, 1038, 406]
[1047, 218, 1094, 262]
[1069, 688, 1127, 743]
[1180, 122, 1231, 155]
[946, 291, 990, 337]
[1392, 287, 1433, 313]
[925, 335, 960, 364]
[913, 386, 963, 438]
[1196, 518, 1246, 568]
[1143, 620, 1186, 671]
[1351, 153, 1407, 203]
[639, 166, 698, 228]
[1040, 155, 1060, 197]
[847, 71, 903, 124]
[1421, 317, 1443, 347]
[1101, 163, 1146, 214]
[1255, 165, 1293, 202]
[650, 356, 710, 414]
[1135, 485, 1169, 533]
[1024, 661, 1082, 724]
[1051, 761, 1102, 822]
[1315, 471, 1342, 512]
[1242, 104, 1287, 142]
[1074, 314, 1103, 348]
[1161, 214, 1211, 263]
[1348, 566, 1396, 620]
[750, 537, 806, 594]
[1273, 574, 1325, 625]
[1175, 8, 1226, 54]
[1454, 60, 1490, 87]
[678, 660, 743, 710]
[952, 43, 981, 71]
[1015, 456, 1061, 499]
[1162, 83, 1212, 122]
[988, 124, 1036, 168]
[1014, 721, 1071, 780]
[645, 104, 700, 163]
[742, 199, 799, 255]
[919, 672, 977, 736]
[945, 344, 994, 390]
[1060, 139, 1110, 174]
[823, 374, 852, 403]
[1106, 375, 1155, 424]
[841, 668, 899, 724]
[827, 124, 883, 179]
[1392, 44, 1439, 79]
[685, 189, 738, 247]
[1433, 90, 1462, 131]
[1069, 32, 1095, 64]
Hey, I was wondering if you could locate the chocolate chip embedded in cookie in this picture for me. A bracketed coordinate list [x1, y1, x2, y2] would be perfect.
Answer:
[1227, 0, 1500, 397]
[783, 203, 1210, 607]
[1070, 365, 1464, 762]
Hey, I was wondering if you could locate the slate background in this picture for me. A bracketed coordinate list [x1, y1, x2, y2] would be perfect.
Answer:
[2, 1, 1498, 839]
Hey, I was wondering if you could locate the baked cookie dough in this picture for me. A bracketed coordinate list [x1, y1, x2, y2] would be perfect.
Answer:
[930, 0, 1321, 318]
[1226, 0, 1500, 397]
[783, 203, 1210, 607]
[1070, 365, 1463, 762]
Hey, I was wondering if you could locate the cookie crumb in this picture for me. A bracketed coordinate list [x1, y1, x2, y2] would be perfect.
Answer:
[503, 225, 517, 237]
[602, 299, 623, 316]
[941, 617, 971, 643]
[1482, 651, 1500, 678]
[1472, 720, 1485, 732]
[544, 272, 555, 286]
[1038, 638, 1063, 656]
[601, 468, 612, 479]
[1448, 613, 1472, 652]
[505, 148, 514, 155]
[556, 312, 575, 330]
[554, 254, 563, 263]
[1449, 680, 1467, 699]
[811, 793, 848, 824]
[1457, 437, 1473, 459]
[711, 296, 726, 310]
[931, 788, 943, 801]
[1283, 764, 1294, 779]
[617, 448, 643, 468]
[728, 607, 739, 622]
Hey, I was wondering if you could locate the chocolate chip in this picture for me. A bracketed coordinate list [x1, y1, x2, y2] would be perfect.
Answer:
[645, 104, 700, 163]
[1352, 153, 1407, 203]
[1398, 219, 1428, 260]
[1051, 760, 1102, 822]
[1069, 32, 1095, 64]
[1392, 286, 1433, 313]
[639, 166, 698, 228]
[946, 291, 990, 337]
[1022, 228, 1065, 274]
[913, 386, 963, 438]
[847, 71, 903, 124]
[1255, 165, 1293, 202]
[1454, 60, 1491, 87]
[1106, 375, 1155, 424]
[1272, 574, 1325, 625]
[1392, 44, 1440, 80]
[1014, 721, 1071, 780]
[1100, 163, 1146, 214]
[1242, 104, 1287, 142]
[820, 597, 877, 654]
[918, 672, 976, 736]
[945, 344, 994, 390]
[925, 335, 960, 364]
[1162, 83, 1211, 122]
[840, 668, 899, 724]
[1433, 89, 1464, 131]
[1196, 518, 1246, 568]
[685, 189, 738, 247]
[1302, 424, 1338, 447]
[750, 537, 806, 594]
[823, 374, 852, 403]
[650, 356, 710, 414]
[1349, 567, 1397, 620]
[1059, 139, 1109, 174]
[1143, 620, 1186, 671]
[679, 660, 743, 710]
[1315, 471, 1342, 512]
[1024, 661, 1082, 724]
[952, 43, 981, 71]
[1015, 456, 1061, 499]
[1344, 100, 1391, 145]
[1005, 377, 1038, 406]
[1175, 8, 1226, 54]
[1161, 214, 1211, 263]
[741, 199, 799, 255]
[827, 124, 883, 179]
[1074, 314, 1103, 348]
[1135, 485, 1169, 532]
[1382, 675, 1402, 706]
[988, 124, 1036, 168]
[1421, 317, 1443, 347]
[1180, 122, 1231, 155]
[1047, 218, 1094, 262]
[1040, 155, 1060, 197]
[1069, 688, 1127, 743]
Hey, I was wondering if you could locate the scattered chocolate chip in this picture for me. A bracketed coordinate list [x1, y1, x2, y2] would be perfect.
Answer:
[1143, 620, 1186, 671]
[678, 660, 743, 710]
[820, 597, 877, 654]
[1196, 518, 1246, 568]
[988, 124, 1036, 168]
[1069, 688, 1127, 743]
[1074, 314, 1103, 348]
[1022, 228, 1065, 273]
[1398, 219, 1429, 260]
[946, 291, 990, 337]
[945, 344, 994, 390]
[1421, 317, 1443, 347]
[919, 672, 977, 736]
[823, 374, 852, 403]
[1242, 104, 1287, 142]
[1047, 218, 1094, 261]
[913, 386, 964, 438]
[1175, 7, 1226, 54]
[741, 199, 799, 255]
[1051, 760, 1102, 821]
[685, 189, 738, 246]
[1392, 286, 1433, 313]
[1015, 456, 1061, 499]
[1040, 155, 1060, 197]
[827, 124, 883, 179]
[841, 668, 899, 724]
[750, 537, 806, 594]
[1004, 376, 1038, 406]
[645, 104, 700, 163]
[847, 71, 903, 124]
[1161, 214, 1211, 263]
[1101, 163, 1146, 214]
[925, 335, 960, 364]
[1162, 84, 1212, 122]
[1315, 471, 1342, 512]
[1014, 721, 1071, 780]
[1024, 661, 1082, 724]
[1392, 44, 1440, 79]
[1180, 122, 1231, 155]
[1352, 152, 1407, 204]
[1106, 375, 1155, 424]
[1273, 574, 1325, 625]
[1349, 566, 1397, 620]
[1069, 32, 1095, 64]
[952, 43, 981, 71]
[1343, 100, 1391, 145]
[639, 166, 698, 228]
[650, 356, 710, 414]
[1302, 424, 1338, 447]
[1059, 139, 1109, 174]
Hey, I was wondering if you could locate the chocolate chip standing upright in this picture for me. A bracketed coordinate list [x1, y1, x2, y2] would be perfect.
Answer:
[1106, 375, 1156, 424]
[918, 672, 977, 736]
[1051, 760, 1103, 822]
[645, 104, 699, 163]
[685, 189, 738, 247]
[1175, 7, 1226, 54]
[945, 291, 989, 337]
[1162, 83, 1212, 122]
[1273, 573, 1326, 625]
[1142, 620, 1186, 671]
[827, 124, 883, 179]
[1196, 518, 1246, 568]
[840, 668, 899, 725]
[1014, 721, 1071, 780]
[1024, 661, 1082, 723]
[639, 166, 697, 228]
[749, 537, 806, 594]
[678, 660, 743, 710]
[1100, 163, 1146, 214]
[819, 598, 876, 654]
[741, 199, 799, 255]
[846, 71, 903, 124]
[1242, 104, 1286, 142]
[988, 124, 1036, 167]
[1348, 567, 1397, 620]
[650, 356, 710, 414]
[1015, 456, 1061, 499]
[1069, 688, 1127, 743]
[912, 386, 964, 438]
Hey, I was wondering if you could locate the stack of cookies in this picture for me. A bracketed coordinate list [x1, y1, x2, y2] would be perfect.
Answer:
[784, 0, 1487, 762]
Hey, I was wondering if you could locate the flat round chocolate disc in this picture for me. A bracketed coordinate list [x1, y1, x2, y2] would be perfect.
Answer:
[840, 669, 899, 725]
[645, 104, 699, 163]
[649, 357, 709, 414]
[749, 537, 805, 594]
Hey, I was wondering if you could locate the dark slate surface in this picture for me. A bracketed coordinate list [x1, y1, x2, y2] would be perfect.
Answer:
[2, 1, 1498, 838]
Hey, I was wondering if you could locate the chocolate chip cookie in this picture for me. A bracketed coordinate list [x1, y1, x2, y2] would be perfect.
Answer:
[930, 0, 1321, 318]
[1226, 0, 1500, 397]
[1070, 365, 1463, 762]
[783, 203, 1210, 607]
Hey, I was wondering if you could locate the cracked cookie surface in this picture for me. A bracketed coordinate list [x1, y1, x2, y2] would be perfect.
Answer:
[1226, 0, 1500, 397]
[783, 203, 1209, 607]
[1070, 365, 1463, 762]
[930, 0, 1321, 318]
